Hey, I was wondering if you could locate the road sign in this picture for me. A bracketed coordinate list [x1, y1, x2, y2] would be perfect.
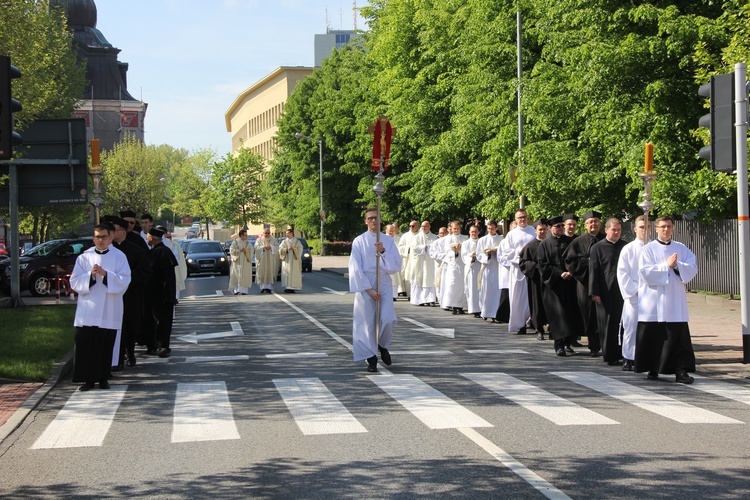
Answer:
[0, 118, 88, 206]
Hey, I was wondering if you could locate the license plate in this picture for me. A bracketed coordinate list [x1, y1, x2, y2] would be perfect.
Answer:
[200, 264, 213, 268]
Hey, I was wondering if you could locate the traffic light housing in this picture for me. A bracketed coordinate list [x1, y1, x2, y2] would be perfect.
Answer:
[0, 55, 23, 160]
[698, 73, 735, 173]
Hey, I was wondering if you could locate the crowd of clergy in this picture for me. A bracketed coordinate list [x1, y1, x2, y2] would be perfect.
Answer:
[387, 208, 699, 384]
[71, 214, 306, 391]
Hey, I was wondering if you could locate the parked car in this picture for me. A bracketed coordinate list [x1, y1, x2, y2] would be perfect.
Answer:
[276, 237, 313, 273]
[0, 241, 8, 257]
[185, 240, 230, 276]
[177, 238, 204, 254]
[0, 238, 95, 296]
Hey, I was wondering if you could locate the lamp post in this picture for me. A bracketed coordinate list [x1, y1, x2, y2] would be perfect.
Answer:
[295, 132, 325, 255]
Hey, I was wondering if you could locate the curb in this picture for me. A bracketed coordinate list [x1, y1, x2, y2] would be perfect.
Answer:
[320, 267, 348, 278]
[0, 348, 75, 444]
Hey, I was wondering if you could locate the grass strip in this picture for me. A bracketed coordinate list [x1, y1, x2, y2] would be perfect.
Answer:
[0, 305, 76, 382]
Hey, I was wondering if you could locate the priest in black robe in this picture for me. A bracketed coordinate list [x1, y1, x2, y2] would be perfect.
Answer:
[563, 210, 604, 355]
[589, 218, 627, 365]
[536, 216, 582, 356]
[519, 219, 549, 340]
[145, 227, 178, 358]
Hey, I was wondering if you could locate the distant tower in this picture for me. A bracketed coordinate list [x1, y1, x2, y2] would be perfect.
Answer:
[51, 0, 147, 152]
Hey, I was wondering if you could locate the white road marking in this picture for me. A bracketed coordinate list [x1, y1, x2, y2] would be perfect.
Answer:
[401, 317, 455, 338]
[689, 375, 750, 406]
[552, 372, 743, 424]
[391, 350, 454, 356]
[182, 288, 223, 299]
[458, 428, 572, 500]
[266, 352, 329, 359]
[136, 358, 170, 365]
[322, 287, 347, 295]
[31, 386, 128, 449]
[177, 321, 244, 344]
[273, 378, 367, 435]
[369, 374, 492, 429]
[462, 373, 618, 426]
[183, 355, 249, 363]
[466, 349, 529, 355]
[171, 381, 240, 443]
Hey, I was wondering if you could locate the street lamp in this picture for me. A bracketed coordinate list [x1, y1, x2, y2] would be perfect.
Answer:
[294, 132, 325, 256]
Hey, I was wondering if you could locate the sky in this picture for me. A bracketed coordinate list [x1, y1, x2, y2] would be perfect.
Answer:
[94, 0, 368, 157]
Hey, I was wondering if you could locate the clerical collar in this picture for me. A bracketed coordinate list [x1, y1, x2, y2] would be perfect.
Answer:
[656, 238, 671, 245]
[605, 238, 617, 244]
[95, 248, 109, 255]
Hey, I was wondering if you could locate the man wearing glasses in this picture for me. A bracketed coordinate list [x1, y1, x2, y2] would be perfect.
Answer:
[70, 223, 131, 391]
[119, 210, 150, 252]
[349, 207, 402, 372]
[635, 216, 698, 384]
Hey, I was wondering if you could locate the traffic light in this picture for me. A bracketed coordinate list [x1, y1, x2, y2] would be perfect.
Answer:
[698, 72, 735, 173]
[0, 55, 23, 160]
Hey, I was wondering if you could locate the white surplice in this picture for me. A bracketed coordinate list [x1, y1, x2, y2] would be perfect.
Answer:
[616, 238, 645, 361]
[70, 246, 131, 330]
[637, 239, 698, 322]
[500, 225, 536, 330]
[438, 234, 468, 309]
[461, 236, 481, 314]
[478, 233, 503, 318]
[348, 231, 402, 362]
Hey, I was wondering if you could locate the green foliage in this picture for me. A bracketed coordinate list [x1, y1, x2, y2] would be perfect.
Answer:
[0, 0, 87, 128]
[265, 0, 749, 230]
[100, 134, 169, 215]
[207, 147, 265, 227]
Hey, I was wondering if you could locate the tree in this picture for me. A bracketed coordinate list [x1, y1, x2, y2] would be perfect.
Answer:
[0, 0, 87, 128]
[100, 134, 168, 215]
[207, 147, 266, 228]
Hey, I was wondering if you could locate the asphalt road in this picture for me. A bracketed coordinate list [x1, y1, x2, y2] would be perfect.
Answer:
[1, 270, 749, 499]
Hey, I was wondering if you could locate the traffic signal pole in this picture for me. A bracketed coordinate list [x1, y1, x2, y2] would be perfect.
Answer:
[734, 63, 750, 362]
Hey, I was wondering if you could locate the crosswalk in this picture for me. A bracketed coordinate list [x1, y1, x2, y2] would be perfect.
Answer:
[32, 371, 749, 450]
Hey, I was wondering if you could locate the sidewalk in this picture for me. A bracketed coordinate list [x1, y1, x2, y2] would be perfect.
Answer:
[2, 255, 749, 440]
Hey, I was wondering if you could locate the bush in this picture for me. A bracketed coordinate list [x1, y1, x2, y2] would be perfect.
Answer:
[323, 241, 352, 255]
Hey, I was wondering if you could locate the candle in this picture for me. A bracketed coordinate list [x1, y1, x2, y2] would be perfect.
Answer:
[644, 142, 653, 172]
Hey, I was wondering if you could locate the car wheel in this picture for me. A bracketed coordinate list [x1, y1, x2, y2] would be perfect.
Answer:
[29, 273, 52, 297]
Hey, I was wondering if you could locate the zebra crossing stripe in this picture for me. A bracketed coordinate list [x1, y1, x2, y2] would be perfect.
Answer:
[273, 378, 367, 435]
[369, 374, 492, 429]
[31, 386, 128, 449]
[172, 381, 240, 443]
[462, 373, 618, 426]
[183, 355, 249, 363]
[552, 372, 743, 424]
[466, 349, 529, 355]
[689, 375, 750, 406]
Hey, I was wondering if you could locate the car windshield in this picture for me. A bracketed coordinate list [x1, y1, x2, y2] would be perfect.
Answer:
[23, 240, 63, 257]
[188, 242, 223, 253]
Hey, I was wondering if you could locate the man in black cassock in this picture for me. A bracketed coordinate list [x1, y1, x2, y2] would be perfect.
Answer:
[563, 213, 579, 239]
[536, 216, 583, 356]
[589, 218, 627, 366]
[519, 219, 549, 340]
[119, 210, 150, 252]
[106, 216, 151, 367]
[564, 210, 604, 356]
[145, 227, 178, 358]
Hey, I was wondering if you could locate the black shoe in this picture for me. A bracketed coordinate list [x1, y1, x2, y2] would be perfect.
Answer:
[675, 371, 694, 384]
[571, 340, 584, 347]
[366, 355, 378, 372]
[79, 382, 95, 392]
[233, 292, 240, 295]
[607, 360, 622, 366]
[145, 348, 158, 355]
[158, 348, 171, 358]
[111, 365, 123, 372]
[457, 308, 465, 314]
[516, 326, 527, 335]
[590, 349, 602, 357]
[127, 356, 137, 367]
[565, 346, 575, 353]
[452, 308, 458, 315]
[622, 360, 633, 371]
[647, 371, 659, 380]
[473, 313, 481, 318]
[556, 348, 567, 357]
[99, 380, 110, 390]
[378, 346, 392, 366]
[536, 332, 545, 341]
